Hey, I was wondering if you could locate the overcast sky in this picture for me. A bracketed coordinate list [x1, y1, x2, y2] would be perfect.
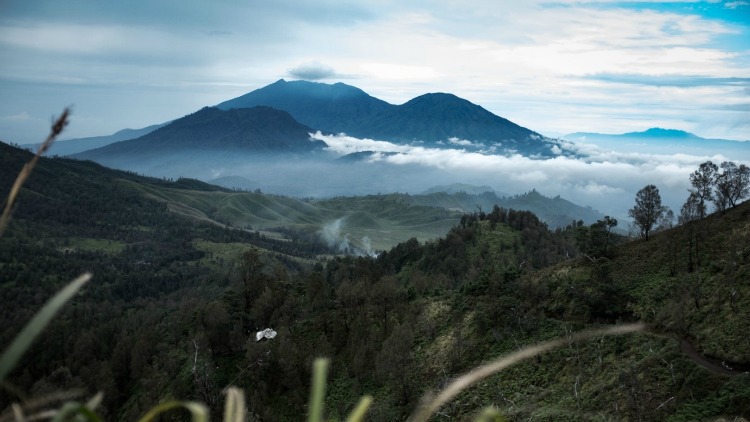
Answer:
[1, 0, 748, 144]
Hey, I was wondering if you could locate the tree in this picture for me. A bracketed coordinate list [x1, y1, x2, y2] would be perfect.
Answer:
[689, 161, 717, 218]
[655, 208, 674, 233]
[587, 216, 617, 257]
[628, 185, 667, 240]
[714, 161, 750, 211]
[679, 192, 701, 225]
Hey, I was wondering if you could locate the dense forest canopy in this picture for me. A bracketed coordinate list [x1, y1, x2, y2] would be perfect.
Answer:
[1, 141, 749, 421]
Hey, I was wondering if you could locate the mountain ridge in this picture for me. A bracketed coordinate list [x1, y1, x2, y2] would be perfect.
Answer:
[74, 106, 327, 162]
[217, 79, 554, 155]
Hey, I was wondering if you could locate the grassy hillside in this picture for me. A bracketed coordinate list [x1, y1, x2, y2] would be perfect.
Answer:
[2, 139, 748, 421]
[122, 184, 462, 251]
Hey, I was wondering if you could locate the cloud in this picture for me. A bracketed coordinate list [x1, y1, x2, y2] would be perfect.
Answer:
[360, 63, 440, 80]
[311, 131, 750, 218]
[287, 61, 337, 80]
[585, 74, 750, 88]
[724, 1, 749, 8]
[1, 112, 32, 121]
[1, 1, 748, 143]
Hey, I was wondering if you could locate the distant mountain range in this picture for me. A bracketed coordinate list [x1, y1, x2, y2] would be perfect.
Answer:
[217, 79, 553, 154]
[21, 123, 166, 156]
[564, 127, 750, 158]
[74, 106, 327, 166]
[409, 188, 603, 227]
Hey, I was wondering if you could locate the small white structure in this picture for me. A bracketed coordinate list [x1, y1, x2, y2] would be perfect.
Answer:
[255, 328, 277, 342]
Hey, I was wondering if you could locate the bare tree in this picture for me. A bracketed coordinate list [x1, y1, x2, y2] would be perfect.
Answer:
[678, 192, 701, 225]
[714, 161, 750, 211]
[688, 161, 717, 218]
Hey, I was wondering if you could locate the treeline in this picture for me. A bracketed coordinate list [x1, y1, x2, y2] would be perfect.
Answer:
[629, 160, 749, 240]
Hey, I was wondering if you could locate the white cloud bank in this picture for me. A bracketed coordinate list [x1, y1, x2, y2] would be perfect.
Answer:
[311, 131, 750, 220]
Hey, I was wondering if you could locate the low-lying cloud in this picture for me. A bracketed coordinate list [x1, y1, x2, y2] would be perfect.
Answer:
[311, 131, 750, 220]
[287, 61, 337, 80]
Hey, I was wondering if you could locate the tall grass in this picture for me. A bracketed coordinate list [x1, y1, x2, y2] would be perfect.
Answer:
[0, 108, 69, 237]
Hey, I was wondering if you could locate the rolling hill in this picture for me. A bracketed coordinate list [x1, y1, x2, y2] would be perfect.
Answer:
[3, 139, 749, 420]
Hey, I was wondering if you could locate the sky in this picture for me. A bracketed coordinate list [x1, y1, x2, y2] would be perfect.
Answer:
[1, 0, 749, 145]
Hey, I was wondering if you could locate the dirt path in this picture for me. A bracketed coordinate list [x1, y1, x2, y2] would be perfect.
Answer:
[676, 337, 745, 376]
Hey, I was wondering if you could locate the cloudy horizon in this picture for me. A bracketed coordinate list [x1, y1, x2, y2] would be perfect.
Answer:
[310, 130, 749, 221]
[1, 0, 748, 144]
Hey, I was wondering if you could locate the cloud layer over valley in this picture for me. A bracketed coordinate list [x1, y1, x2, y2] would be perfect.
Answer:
[312, 132, 750, 220]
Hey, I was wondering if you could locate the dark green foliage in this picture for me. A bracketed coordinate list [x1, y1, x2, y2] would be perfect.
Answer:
[629, 184, 668, 240]
[3, 141, 749, 421]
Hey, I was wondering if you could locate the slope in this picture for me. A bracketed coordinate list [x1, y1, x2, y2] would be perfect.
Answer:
[21, 123, 166, 156]
[217, 80, 558, 156]
[348, 93, 544, 150]
[74, 106, 326, 162]
[216, 79, 392, 133]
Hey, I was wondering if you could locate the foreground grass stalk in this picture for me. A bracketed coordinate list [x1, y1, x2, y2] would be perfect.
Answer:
[409, 322, 645, 422]
[308, 358, 329, 422]
[136, 401, 208, 422]
[0, 108, 70, 238]
[344, 395, 373, 422]
[0, 272, 92, 383]
[222, 387, 246, 422]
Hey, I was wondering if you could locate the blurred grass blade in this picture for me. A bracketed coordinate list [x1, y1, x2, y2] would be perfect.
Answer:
[472, 407, 507, 422]
[50, 401, 102, 422]
[308, 358, 329, 422]
[223, 387, 246, 422]
[0, 107, 69, 238]
[344, 395, 373, 422]
[0, 272, 92, 383]
[410, 322, 644, 422]
[136, 401, 208, 422]
[85, 391, 104, 412]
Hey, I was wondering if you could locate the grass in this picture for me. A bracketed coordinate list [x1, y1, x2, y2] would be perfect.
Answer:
[121, 181, 463, 250]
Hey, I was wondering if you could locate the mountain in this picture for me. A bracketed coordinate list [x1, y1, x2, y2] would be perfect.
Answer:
[409, 189, 603, 227]
[564, 127, 750, 159]
[74, 107, 325, 164]
[622, 127, 699, 139]
[422, 183, 498, 195]
[218, 80, 558, 156]
[216, 79, 391, 133]
[21, 123, 166, 156]
[347, 93, 545, 151]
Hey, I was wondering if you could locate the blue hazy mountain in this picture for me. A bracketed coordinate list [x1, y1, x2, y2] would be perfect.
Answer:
[216, 79, 391, 134]
[348, 92, 545, 152]
[217, 79, 556, 156]
[564, 127, 750, 159]
[73, 106, 327, 170]
[22, 123, 166, 156]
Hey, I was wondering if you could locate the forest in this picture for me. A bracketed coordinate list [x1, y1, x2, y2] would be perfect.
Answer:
[1, 139, 749, 421]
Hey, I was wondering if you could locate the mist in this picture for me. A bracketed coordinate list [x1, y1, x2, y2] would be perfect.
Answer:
[310, 132, 750, 220]
[74, 132, 750, 225]
[319, 217, 378, 257]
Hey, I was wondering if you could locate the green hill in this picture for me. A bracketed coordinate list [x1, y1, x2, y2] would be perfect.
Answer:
[2, 140, 748, 421]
